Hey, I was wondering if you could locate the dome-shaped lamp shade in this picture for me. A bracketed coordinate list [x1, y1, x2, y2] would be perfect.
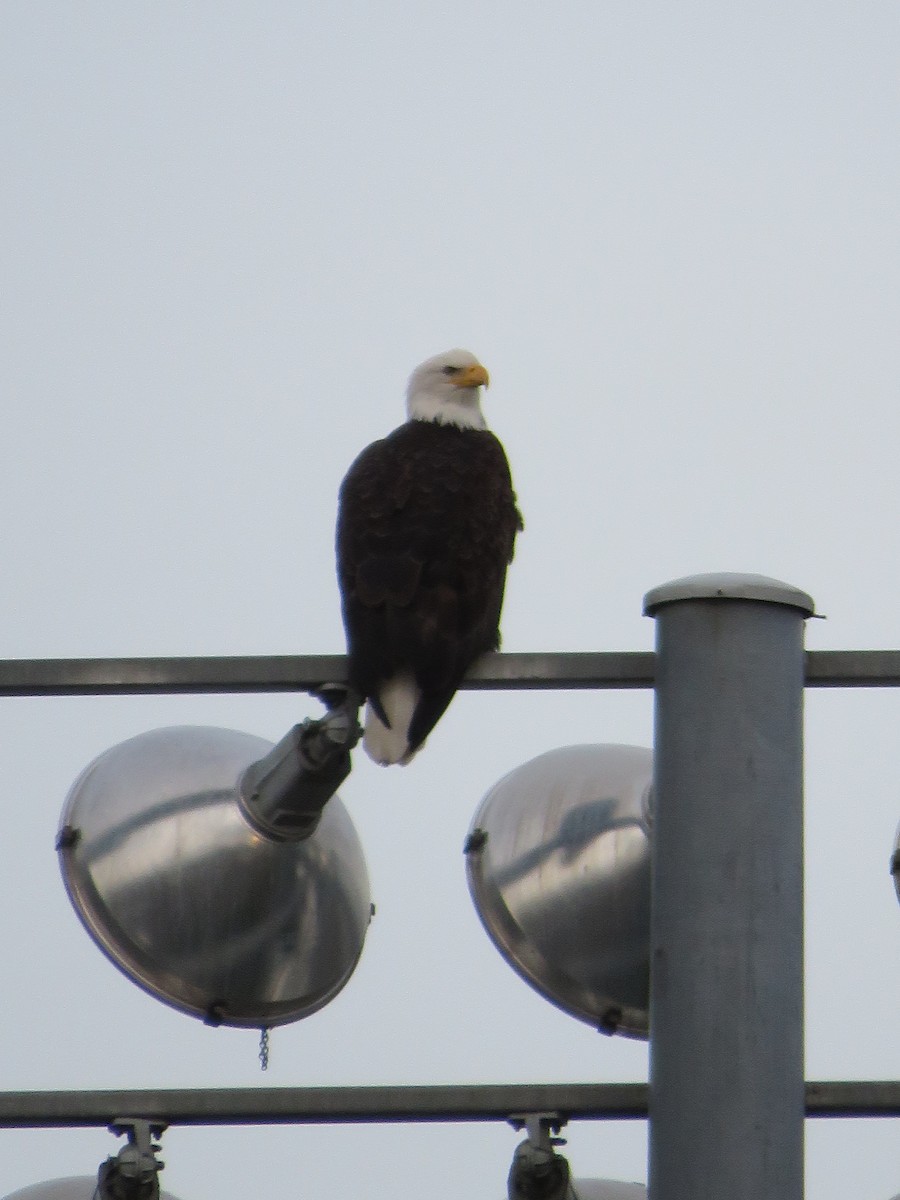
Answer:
[466, 745, 651, 1038]
[567, 1183, 646, 1200]
[4, 1181, 182, 1200]
[58, 726, 371, 1028]
[499, 1181, 646, 1200]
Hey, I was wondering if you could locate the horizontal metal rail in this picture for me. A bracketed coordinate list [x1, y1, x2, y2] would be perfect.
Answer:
[0, 1082, 895, 1129]
[0, 652, 651, 696]
[0, 650, 899, 698]
[804, 649, 900, 688]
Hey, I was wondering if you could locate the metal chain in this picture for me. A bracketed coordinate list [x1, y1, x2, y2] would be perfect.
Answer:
[258, 1026, 270, 1072]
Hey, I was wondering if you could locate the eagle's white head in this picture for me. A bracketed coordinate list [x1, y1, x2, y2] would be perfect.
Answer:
[406, 348, 490, 430]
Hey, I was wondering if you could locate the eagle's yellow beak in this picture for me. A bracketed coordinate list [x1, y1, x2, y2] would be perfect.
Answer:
[452, 363, 490, 389]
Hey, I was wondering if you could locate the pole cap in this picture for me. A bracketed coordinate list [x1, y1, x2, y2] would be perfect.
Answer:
[643, 572, 815, 617]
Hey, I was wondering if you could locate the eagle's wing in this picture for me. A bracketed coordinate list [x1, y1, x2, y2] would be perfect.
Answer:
[337, 422, 522, 759]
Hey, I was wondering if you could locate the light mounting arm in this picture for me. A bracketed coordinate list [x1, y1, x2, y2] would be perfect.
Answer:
[239, 685, 361, 840]
[95, 1118, 167, 1200]
[507, 1112, 575, 1200]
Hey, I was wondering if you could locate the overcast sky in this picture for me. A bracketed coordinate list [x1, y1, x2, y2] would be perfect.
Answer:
[1, 3, 899, 1197]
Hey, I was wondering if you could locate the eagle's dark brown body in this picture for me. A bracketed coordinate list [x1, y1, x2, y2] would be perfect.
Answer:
[337, 418, 522, 759]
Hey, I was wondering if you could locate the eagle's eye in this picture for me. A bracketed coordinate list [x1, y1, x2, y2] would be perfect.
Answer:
[442, 365, 460, 375]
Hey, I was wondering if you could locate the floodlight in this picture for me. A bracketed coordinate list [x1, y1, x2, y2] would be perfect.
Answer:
[5, 1121, 176, 1200]
[466, 745, 651, 1037]
[3, 1182, 181, 1200]
[58, 724, 371, 1027]
[568, 1184, 647, 1199]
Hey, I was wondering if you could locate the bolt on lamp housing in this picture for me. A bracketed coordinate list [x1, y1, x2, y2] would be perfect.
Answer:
[57, 725, 371, 1028]
[466, 744, 652, 1038]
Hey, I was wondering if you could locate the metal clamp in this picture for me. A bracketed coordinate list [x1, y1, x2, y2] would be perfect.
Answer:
[507, 1113, 575, 1200]
[94, 1118, 167, 1200]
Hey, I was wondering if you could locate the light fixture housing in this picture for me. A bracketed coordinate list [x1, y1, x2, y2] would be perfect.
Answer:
[466, 744, 651, 1037]
[3, 1181, 181, 1200]
[567, 1183, 646, 1199]
[58, 725, 371, 1028]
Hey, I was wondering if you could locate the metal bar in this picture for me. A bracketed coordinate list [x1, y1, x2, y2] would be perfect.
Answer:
[0, 652, 655, 697]
[0, 1082, 895, 1130]
[0, 1084, 645, 1129]
[804, 1080, 900, 1117]
[646, 579, 812, 1200]
[0, 650, 898, 698]
[804, 649, 900, 688]
[0, 655, 350, 698]
[464, 652, 656, 690]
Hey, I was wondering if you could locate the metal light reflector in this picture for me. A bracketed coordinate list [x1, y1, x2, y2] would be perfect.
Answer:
[568, 1184, 646, 1199]
[558, 1185, 645, 1200]
[500, 1178, 647, 1200]
[466, 744, 651, 1038]
[3, 1183, 182, 1200]
[58, 726, 371, 1027]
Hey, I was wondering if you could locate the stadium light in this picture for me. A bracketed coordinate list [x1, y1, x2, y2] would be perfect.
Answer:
[57, 722, 371, 1029]
[567, 1185, 647, 1199]
[3, 1119, 180, 1200]
[466, 744, 652, 1038]
[3, 1183, 181, 1200]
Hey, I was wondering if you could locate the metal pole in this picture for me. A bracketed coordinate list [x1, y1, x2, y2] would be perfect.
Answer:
[0, 651, 657, 697]
[644, 573, 814, 1200]
[1, 649, 900, 697]
[0, 1081, 892, 1129]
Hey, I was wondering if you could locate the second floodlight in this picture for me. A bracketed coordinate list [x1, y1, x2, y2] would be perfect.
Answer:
[466, 744, 652, 1038]
[3, 1182, 181, 1200]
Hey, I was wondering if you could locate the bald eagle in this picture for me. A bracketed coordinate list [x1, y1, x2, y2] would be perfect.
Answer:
[336, 349, 523, 765]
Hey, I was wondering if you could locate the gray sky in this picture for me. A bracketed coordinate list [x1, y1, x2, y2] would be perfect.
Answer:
[2, 3, 899, 1196]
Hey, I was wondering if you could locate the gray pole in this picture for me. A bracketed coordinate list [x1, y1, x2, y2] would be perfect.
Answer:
[643, 573, 814, 1200]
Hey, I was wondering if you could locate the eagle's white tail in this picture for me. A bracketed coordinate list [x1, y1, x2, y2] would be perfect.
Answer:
[363, 673, 421, 766]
